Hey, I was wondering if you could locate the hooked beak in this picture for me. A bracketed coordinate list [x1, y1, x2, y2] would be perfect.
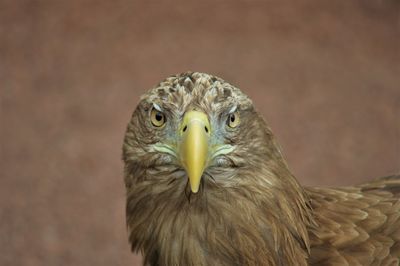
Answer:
[179, 111, 210, 193]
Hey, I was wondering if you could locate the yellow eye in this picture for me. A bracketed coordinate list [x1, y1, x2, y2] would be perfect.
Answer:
[227, 112, 240, 128]
[150, 108, 166, 127]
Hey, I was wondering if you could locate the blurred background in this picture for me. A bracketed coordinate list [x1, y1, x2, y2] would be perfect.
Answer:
[1, 1, 399, 265]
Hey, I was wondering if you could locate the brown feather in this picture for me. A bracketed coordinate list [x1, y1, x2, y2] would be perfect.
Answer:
[308, 176, 400, 265]
[123, 72, 400, 265]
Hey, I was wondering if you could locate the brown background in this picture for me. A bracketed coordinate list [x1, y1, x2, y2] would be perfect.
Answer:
[1, 1, 399, 265]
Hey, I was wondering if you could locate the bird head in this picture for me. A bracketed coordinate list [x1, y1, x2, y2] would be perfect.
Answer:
[123, 72, 284, 195]
[123, 72, 314, 265]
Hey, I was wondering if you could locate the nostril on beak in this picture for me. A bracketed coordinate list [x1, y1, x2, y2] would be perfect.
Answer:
[204, 126, 209, 133]
[183, 125, 187, 133]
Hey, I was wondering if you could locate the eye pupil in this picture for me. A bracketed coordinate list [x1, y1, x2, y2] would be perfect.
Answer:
[230, 115, 235, 122]
[155, 112, 163, 121]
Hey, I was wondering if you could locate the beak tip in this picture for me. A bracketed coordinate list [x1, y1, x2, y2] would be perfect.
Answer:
[191, 186, 199, 193]
[190, 179, 200, 193]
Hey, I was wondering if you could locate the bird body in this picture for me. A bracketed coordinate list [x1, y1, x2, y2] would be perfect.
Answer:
[123, 72, 399, 265]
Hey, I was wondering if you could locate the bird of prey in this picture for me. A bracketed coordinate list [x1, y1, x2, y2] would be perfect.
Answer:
[122, 72, 400, 266]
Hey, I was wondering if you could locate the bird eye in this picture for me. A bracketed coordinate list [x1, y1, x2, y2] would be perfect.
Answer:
[227, 112, 240, 128]
[150, 108, 166, 127]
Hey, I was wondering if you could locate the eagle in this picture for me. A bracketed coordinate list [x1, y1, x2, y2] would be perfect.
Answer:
[122, 72, 400, 265]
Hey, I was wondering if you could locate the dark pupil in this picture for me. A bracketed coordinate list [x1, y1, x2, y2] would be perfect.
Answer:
[155, 112, 163, 121]
[230, 114, 235, 123]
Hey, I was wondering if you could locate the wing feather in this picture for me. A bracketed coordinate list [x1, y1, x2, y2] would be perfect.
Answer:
[307, 175, 400, 265]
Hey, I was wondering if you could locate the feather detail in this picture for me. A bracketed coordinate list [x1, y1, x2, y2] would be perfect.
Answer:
[308, 176, 400, 265]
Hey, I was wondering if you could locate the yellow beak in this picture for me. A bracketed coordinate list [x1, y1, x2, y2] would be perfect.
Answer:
[179, 111, 210, 193]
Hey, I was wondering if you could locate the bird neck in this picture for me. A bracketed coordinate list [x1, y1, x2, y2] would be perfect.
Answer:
[125, 161, 315, 265]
